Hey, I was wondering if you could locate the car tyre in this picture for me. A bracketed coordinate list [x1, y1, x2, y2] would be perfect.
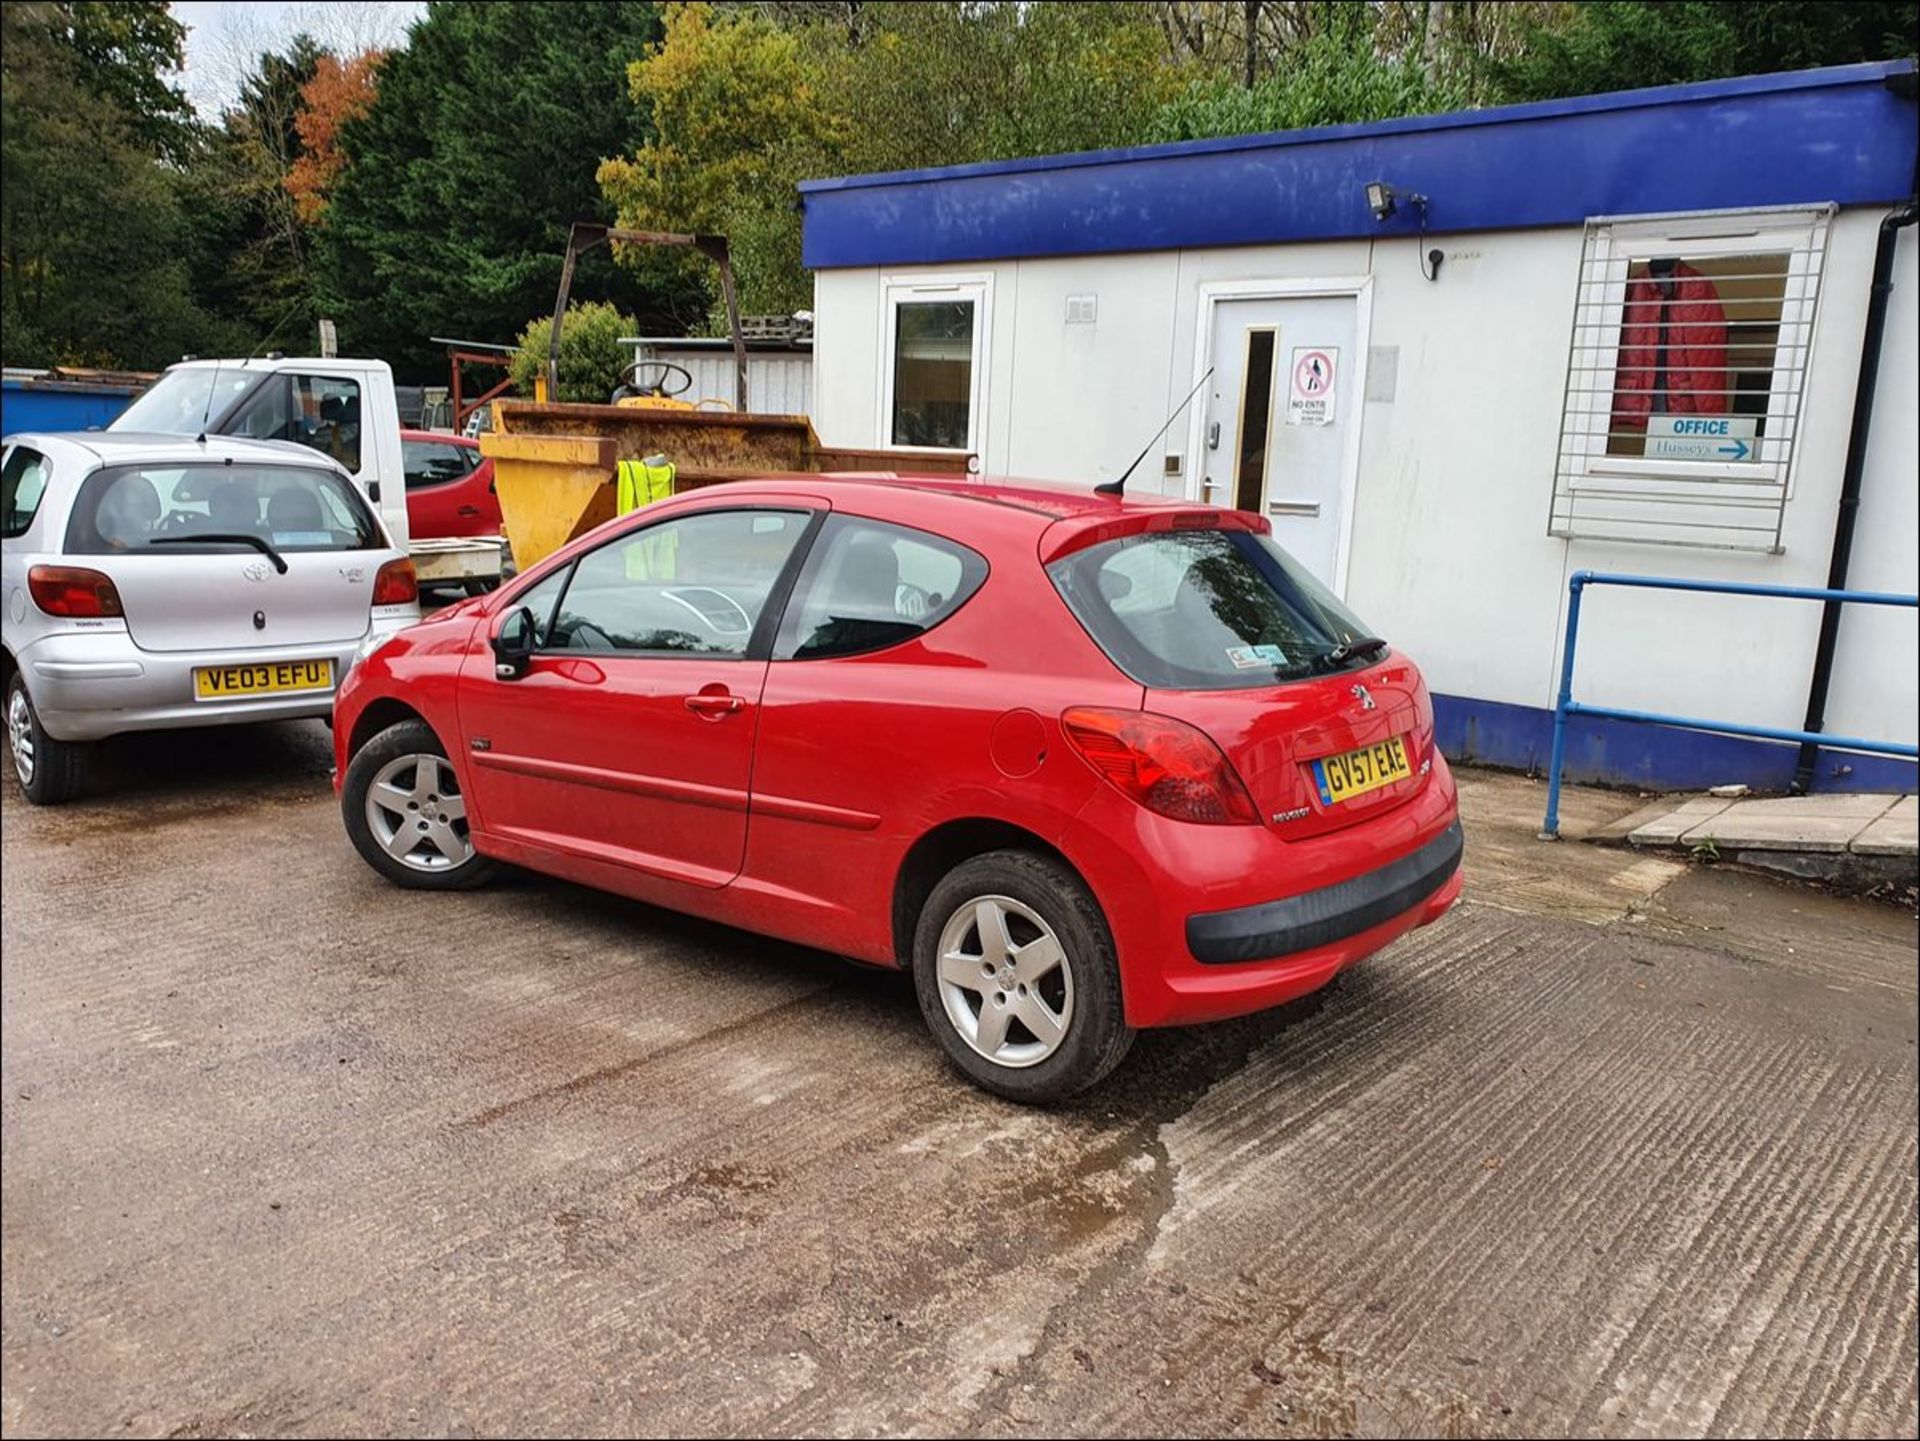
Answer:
[912, 849, 1134, 1104]
[341, 719, 497, 890]
[6, 671, 85, 805]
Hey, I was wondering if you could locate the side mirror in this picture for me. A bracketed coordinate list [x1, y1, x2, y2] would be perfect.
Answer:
[492, 605, 537, 679]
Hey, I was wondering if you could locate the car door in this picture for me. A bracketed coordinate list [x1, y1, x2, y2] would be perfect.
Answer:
[456, 504, 820, 888]
[402, 437, 483, 538]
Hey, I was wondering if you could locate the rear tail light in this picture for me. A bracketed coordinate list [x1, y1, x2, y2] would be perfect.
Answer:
[27, 565, 124, 619]
[372, 558, 418, 606]
[1061, 707, 1259, 825]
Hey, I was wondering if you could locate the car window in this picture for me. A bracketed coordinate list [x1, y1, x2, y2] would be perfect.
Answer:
[507, 564, 571, 646]
[2, 446, 53, 539]
[774, 516, 987, 661]
[403, 439, 472, 490]
[230, 374, 363, 473]
[546, 509, 809, 658]
[65, 462, 381, 556]
[1047, 528, 1376, 690]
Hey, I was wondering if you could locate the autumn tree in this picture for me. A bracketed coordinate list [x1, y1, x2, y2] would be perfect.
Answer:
[598, 2, 847, 320]
[169, 35, 333, 356]
[601, 2, 1180, 323]
[317, 1, 690, 377]
[286, 51, 384, 225]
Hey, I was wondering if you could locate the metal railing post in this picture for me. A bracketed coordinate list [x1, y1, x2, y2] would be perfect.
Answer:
[1541, 571, 1588, 840]
[1534, 571, 1916, 840]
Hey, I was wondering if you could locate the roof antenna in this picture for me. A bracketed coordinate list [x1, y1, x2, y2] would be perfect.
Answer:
[1095, 367, 1214, 497]
[196, 355, 224, 444]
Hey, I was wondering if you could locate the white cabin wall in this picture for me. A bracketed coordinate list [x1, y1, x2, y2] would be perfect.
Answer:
[1824, 225, 1919, 763]
[807, 208, 1918, 776]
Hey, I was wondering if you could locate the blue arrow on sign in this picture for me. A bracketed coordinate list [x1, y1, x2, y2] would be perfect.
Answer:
[1718, 439, 1751, 459]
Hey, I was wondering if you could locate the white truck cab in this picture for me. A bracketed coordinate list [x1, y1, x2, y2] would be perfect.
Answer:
[110, 356, 504, 589]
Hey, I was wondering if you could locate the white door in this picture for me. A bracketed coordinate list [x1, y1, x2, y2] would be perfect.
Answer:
[1197, 294, 1359, 586]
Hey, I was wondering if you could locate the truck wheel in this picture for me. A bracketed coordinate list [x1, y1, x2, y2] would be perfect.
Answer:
[7, 672, 85, 805]
[912, 850, 1133, 1104]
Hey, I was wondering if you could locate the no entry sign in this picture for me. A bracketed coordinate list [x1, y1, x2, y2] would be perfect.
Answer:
[1288, 346, 1338, 426]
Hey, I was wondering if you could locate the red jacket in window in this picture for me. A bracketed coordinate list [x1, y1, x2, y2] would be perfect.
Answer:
[1610, 260, 1728, 431]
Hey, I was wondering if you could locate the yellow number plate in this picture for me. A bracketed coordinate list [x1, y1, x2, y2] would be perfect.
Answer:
[1313, 734, 1413, 806]
[193, 658, 334, 701]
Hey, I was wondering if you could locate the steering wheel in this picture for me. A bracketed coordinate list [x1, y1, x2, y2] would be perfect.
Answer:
[895, 583, 934, 620]
[663, 586, 753, 636]
[615, 360, 694, 401]
[155, 510, 202, 536]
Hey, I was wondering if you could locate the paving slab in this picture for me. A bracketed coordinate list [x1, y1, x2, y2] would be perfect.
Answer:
[1683, 794, 1899, 854]
[1853, 794, 1919, 857]
[1716, 793, 1901, 819]
[1625, 795, 1732, 846]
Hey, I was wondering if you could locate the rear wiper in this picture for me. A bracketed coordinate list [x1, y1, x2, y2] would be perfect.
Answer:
[1314, 635, 1388, 669]
[147, 533, 288, 574]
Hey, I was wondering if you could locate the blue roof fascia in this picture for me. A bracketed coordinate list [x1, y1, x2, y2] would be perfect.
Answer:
[801, 60, 1919, 269]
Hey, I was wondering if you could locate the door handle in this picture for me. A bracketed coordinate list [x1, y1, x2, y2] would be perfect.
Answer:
[684, 692, 744, 717]
[458, 505, 482, 517]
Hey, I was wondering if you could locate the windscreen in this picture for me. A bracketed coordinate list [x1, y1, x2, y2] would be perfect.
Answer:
[111, 367, 263, 435]
[66, 462, 381, 555]
[1047, 528, 1377, 690]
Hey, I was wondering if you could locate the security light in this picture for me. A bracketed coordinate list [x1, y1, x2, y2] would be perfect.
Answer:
[1366, 181, 1442, 282]
[1367, 180, 1426, 222]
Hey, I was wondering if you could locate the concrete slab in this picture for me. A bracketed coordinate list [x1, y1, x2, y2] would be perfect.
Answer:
[1712, 793, 1899, 820]
[4, 740, 1915, 1440]
[1626, 795, 1732, 846]
[1684, 794, 1900, 854]
[1590, 797, 1690, 844]
[1853, 794, 1919, 857]
[1684, 813, 1855, 853]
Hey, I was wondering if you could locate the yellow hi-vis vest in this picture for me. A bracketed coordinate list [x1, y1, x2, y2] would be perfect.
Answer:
[616, 455, 675, 515]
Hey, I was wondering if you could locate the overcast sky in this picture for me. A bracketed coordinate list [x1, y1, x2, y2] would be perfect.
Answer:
[171, 1, 426, 116]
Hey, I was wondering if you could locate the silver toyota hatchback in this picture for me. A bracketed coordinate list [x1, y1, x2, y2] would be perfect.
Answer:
[1, 432, 419, 803]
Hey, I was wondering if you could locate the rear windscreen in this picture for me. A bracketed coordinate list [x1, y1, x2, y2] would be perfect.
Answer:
[66, 462, 380, 555]
[1047, 528, 1377, 690]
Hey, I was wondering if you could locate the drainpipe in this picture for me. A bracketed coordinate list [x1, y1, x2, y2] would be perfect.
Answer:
[1791, 194, 1918, 794]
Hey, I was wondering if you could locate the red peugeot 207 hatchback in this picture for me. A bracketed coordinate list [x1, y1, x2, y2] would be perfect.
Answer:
[333, 476, 1461, 1102]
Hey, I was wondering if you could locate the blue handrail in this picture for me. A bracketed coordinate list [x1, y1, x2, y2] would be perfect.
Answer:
[1541, 570, 1919, 838]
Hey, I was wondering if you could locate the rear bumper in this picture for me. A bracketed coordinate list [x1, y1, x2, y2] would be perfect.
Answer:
[17, 622, 409, 742]
[1152, 866, 1463, 1027]
[1069, 750, 1464, 1029]
[1187, 820, 1464, 964]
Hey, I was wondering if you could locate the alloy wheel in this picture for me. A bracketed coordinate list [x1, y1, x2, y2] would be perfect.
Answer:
[934, 894, 1075, 1069]
[7, 686, 35, 787]
[363, 753, 472, 872]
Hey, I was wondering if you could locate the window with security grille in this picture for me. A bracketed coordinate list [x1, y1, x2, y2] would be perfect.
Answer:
[1550, 207, 1832, 553]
